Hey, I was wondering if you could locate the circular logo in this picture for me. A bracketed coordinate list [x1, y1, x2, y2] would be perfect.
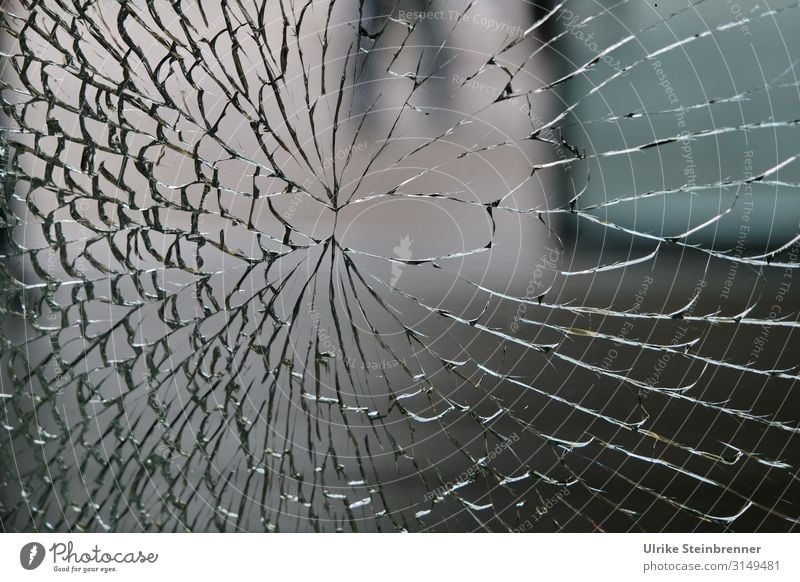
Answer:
[20, 542, 46, 570]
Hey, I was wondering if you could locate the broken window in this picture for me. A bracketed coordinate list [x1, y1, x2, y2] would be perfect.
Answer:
[1, 0, 799, 532]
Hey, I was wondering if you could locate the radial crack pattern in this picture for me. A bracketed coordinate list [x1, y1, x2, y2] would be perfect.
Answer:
[1, 0, 799, 532]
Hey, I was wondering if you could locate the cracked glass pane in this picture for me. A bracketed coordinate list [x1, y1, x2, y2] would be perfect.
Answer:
[1, 0, 799, 532]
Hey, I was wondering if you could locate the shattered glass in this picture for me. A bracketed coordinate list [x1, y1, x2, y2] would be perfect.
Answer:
[1, 0, 799, 532]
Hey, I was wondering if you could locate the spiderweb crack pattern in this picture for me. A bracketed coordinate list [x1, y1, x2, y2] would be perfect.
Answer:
[1, 0, 799, 532]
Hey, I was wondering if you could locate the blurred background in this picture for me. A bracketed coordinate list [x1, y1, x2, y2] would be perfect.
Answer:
[1, 0, 799, 532]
